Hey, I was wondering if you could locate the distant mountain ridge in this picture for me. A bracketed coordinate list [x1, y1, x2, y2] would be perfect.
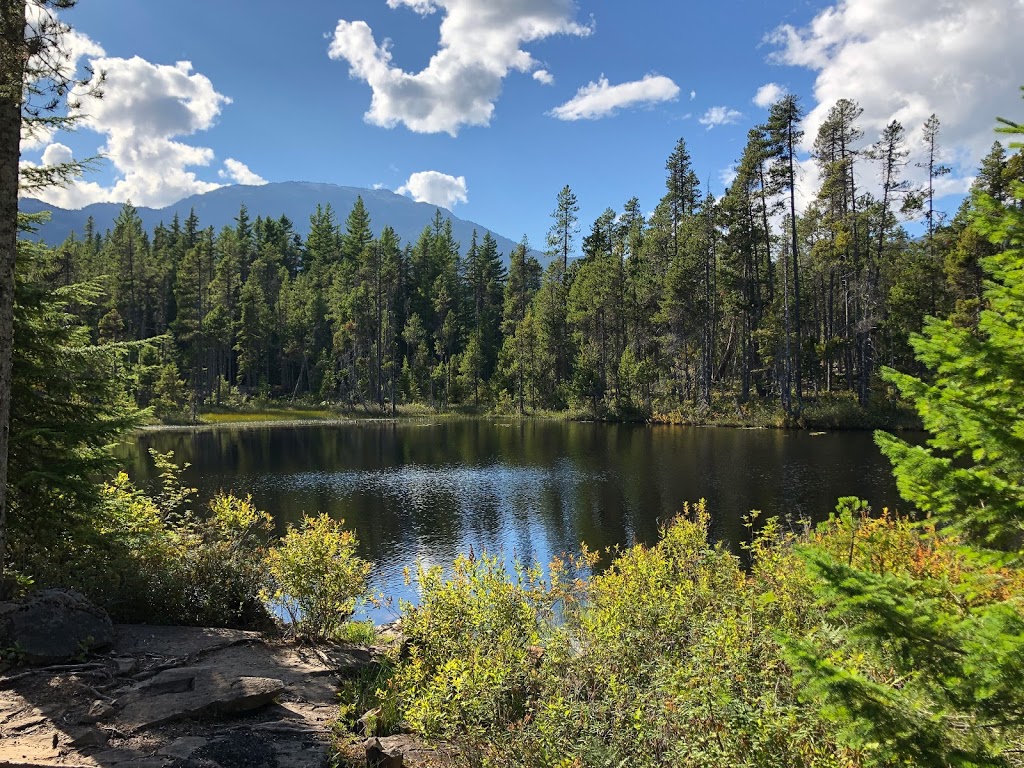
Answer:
[20, 182, 524, 258]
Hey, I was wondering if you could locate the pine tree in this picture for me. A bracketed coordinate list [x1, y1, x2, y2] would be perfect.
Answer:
[342, 196, 373, 263]
[306, 203, 342, 274]
[172, 228, 214, 417]
[569, 211, 621, 411]
[236, 246, 285, 391]
[765, 95, 805, 413]
[463, 230, 506, 399]
[206, 226, 243, 400]
[105, 203, 151, 341]
[546, 185, 579, 276]
[7, 240, 139, 579]
[918, 114, 952, 251]
[810, 99, 864, 393]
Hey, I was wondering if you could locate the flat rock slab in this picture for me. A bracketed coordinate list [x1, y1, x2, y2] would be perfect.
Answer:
[117, 667, 286, 732]
[113, 626, 262, 659]
[0, 627, 377, 768]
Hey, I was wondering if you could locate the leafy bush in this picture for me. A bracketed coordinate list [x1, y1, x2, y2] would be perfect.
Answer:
[264, 513, 371, 638]
[386, 552, 571, 744]
[374, 504, 1022, 767]
[375, 503, 867, 768]
[21, 453, 275, 628]
[166, 492, 276, 628]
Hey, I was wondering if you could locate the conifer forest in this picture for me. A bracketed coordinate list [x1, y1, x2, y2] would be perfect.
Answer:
[30, 100, 1018, 423]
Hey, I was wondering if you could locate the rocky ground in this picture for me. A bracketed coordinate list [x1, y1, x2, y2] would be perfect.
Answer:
[0, 624, 450, 768]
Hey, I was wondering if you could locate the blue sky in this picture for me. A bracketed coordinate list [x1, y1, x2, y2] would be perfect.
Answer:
[22, 0, 1024, 250]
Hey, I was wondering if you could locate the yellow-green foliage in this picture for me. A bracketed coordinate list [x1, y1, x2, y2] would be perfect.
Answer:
[264, 513, 371, 638]
[24, 453, 275, 628]
[380, 503, 862, 768]
[22, 449, 375, 634]
[168, 492, 275, 628]
[371, 502, 1023, 767]
[388, 553, 568, 742]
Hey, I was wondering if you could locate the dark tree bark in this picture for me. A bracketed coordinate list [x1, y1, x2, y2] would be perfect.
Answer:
[0, 0, 27, 578]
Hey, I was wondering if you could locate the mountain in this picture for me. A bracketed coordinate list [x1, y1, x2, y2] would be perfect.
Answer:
[20, 182, 525, 258]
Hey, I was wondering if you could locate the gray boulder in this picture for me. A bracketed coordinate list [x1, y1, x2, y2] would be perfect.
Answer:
[0, 588, 114, 664]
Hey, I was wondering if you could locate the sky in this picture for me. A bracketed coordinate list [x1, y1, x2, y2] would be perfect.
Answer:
[20, 0, 1024, 250]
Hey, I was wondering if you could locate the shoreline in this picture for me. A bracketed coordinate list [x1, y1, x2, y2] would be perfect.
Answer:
[138, 404, 920, 433]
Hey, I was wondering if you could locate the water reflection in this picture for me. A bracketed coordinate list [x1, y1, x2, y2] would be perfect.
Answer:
[125, 420, 905, 620]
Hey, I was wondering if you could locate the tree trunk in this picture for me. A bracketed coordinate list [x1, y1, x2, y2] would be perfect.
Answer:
[787, 120, 803, 412]
[0, 0, 26, 577]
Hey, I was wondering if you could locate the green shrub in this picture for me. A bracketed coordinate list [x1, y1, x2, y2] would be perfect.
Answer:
[264, 514, 371, 638]
[387, 552, 569, 744]
[375, 503, 863, 768]
[21, 453, 275, 629]
[165, 492, 275, 628]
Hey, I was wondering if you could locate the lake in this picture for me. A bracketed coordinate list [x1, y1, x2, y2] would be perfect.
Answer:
[126, 419, 908, 621]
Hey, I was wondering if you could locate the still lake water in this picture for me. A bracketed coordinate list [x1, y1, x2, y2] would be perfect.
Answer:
[126, 420, 907, 621]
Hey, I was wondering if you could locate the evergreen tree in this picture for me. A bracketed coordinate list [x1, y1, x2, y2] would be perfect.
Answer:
[236, 245, 285, 390]
[499, 238, 542, 412]
[104, 203, 152, 341]
[206, 226, 243, 400]
[918, 114, 952, 250]
[7, 239, 140, 577]
[533, 262, 570, 408]
[569, 213, 622, 412]
[945, 142, 1014, 329]
[664, 138, 701, 258]
[862, 119, 911, 404]
[546, 185, 579, 276]
[342, 196, 373, 263]
[542, 186, 580, 394]
[306, 203, 342, 274]
[463, 230, 506, 401]
[810, 99, 864, 394]
[172, 227, 214, 417]
[765, 95, 805, 413]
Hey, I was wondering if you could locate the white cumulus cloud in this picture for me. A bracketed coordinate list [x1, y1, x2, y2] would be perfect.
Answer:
[328, 0, 592, 136]
[767, 0, 1024, 175]
[549, 74, 680, 121]
[40, 142, 75, 167]
[533, 69, 555, 86]
[690, 90, 696, 101]
[397, 171, 468, 208]
[699, 106, 743, 129]
[753, 82, 786, 108]
[219, 158, 267, 186]
[30, 56, 233, 209]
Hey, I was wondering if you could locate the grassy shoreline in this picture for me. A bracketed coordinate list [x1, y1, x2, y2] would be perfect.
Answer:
[141, 394, 920, 432]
